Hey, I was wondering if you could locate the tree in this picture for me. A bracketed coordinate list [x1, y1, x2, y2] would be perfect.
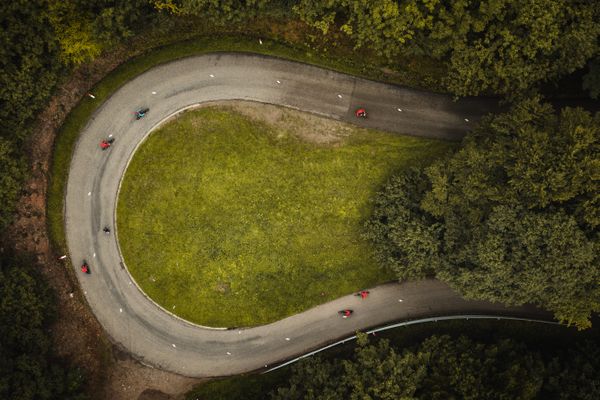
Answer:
[153, 0, 272, 23]
[542, 341, 600, 400]
[431, 0, 600, 97]
[416, 335, 544, 399]
[293, 0, 419, 60]
[366, 99, 600, 328]
[0, 138, 26, 231]
[363, 168, 444, 279]
[48, 0, 155, 65]
[293, 0, 600, 97]
[421, 99, 599, 230]
[272, 334, 554, 399]
[48, 1, 102, 65]
[583, 57, 600, 100]
[270, 333, 426, 399]
[0, 0, 63, 141]
[441, 206, 599, 328]
[0, 253, 87, 400]
[76, 0, 155, 44]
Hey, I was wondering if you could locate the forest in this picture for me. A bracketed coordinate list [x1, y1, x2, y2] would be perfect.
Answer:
[1, 1, 598, 399]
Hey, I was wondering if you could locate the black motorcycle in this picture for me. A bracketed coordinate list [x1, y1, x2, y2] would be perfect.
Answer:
[135, 108, 149, 120]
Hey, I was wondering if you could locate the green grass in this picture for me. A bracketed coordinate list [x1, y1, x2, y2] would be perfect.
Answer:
[117, 107, 451, 327]
[47, 33, 446, 253]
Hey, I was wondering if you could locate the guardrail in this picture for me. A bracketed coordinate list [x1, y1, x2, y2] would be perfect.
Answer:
[264, 314, 559, 373]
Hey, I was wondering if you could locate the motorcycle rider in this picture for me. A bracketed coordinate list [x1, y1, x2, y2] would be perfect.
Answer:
[355, 108, 367, 118]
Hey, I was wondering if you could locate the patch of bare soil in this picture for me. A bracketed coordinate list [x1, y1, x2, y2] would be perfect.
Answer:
[104, 352, 203, 400]
[200, 101, 356, 145]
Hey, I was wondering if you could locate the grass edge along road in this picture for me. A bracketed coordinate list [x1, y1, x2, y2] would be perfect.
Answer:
[48, 34, 445, 254]
[117, 106, 453, 327]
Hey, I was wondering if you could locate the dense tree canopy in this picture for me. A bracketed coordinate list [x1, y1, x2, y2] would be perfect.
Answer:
[364, 168, 446, 280]
[271, 333, 425, 399]
[48, 0, 155, 65]
[366, 99, 600, 328]
[0, 139, 26, 231]
[293, 0, 600, 97]
[0, 253, 86, 400]
[543, 341, 600, 400]
[153, 0, 272, 23]
[583, 58, 600, 100]
[0, 0, 62, 141]
[271, 334, 599, 399]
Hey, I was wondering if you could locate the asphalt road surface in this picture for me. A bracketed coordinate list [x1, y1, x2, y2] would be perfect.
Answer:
[65, 53, 551, 377]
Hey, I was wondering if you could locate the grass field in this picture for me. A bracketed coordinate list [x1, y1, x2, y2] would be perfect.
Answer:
[117, 106, 452, 327]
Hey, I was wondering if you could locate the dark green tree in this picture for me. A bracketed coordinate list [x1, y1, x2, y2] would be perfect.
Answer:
[270, 333, 426, 399]
[583, 57, 600, 100]
[542, 341, 600, 400]
[443, 206, 599, 328]
[0, 138, 26, 230]
[272, 334, 552, 399]
[363, 168, 444, 279]
[416, 335, 544, 399]
[293, 0, 600, 97]
[421, 99, 599, 230]
[293, 0, 419, 60]
[0, 253, 86, 400]
[153, 0, 272, 23]
[429, 0, 600, 97]
[49, 0, 155, 65]
[367, 99, 600, 328]
[0, 0, 62, 141]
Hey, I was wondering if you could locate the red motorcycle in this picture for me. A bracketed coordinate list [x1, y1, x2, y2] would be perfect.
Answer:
[338, 309, 353, 318]
[81, 260, 90, 274]
[355, 108, 367, 118]
[100, 137, 115, 150]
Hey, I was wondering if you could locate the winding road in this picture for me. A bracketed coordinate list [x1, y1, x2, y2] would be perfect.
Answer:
[65, 53, 552, 377]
